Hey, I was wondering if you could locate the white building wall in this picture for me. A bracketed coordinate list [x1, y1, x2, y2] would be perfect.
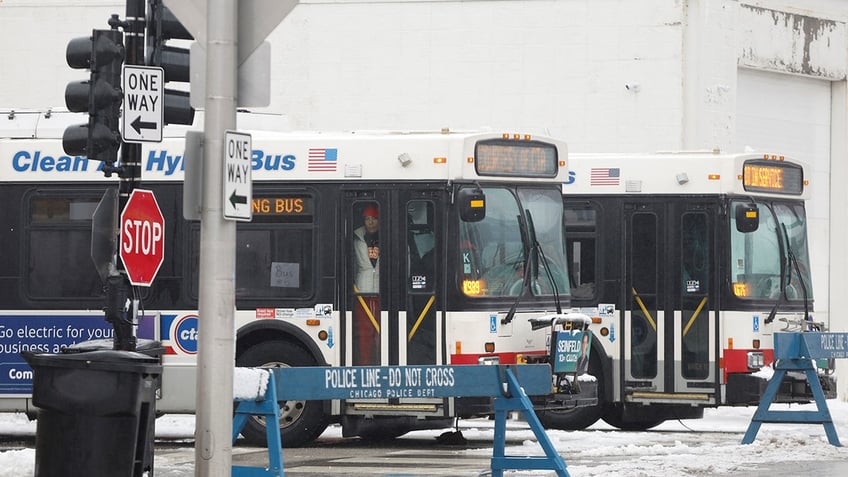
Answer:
[832, 79, 848, 401]
[0, 1, 120, 110]
[269, 0, 688, 152]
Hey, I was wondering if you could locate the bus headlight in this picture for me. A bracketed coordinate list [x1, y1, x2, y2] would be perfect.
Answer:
[747, 351, 764, 369]
[478, 356, 500, 366]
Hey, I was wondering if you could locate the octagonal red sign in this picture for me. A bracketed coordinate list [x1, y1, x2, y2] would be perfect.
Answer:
[120, 189, 164, 286]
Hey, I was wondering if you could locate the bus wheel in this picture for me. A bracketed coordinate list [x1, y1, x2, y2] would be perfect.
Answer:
[536, 402, 604, 430]
[357, 419, 411, 441]
[601, 403, 664, 431]
[236, 340, 330, 447]
[536, 353, 606, 430]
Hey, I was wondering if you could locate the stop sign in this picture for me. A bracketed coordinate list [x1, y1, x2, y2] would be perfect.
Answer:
[120, 189, 165, 286]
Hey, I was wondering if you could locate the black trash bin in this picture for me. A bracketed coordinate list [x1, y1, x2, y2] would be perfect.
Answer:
[61, 339, 165, 476]
[23, 349, 162, 477]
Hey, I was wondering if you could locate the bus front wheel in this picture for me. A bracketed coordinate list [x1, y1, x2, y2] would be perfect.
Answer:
[235, 340, 330, 447]
[536, 401, 604, 430]
[536, 351, 606, 430]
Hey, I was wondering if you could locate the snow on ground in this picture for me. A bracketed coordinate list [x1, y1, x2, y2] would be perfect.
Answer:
[2, 400, 848, 476]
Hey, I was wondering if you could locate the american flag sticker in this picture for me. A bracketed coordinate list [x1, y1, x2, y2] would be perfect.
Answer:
[308, 148, 338, 172]
[590, 167, 620, 186]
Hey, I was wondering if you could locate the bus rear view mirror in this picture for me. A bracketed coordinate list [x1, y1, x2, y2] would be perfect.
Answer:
[458, 188, 486, 222]
[735, 204, 759, 233]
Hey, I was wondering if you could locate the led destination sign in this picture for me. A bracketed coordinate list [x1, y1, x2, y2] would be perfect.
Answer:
[475, 139, 558, 178]
[742, 159, 804, 195]
[251, 195, 314, 222]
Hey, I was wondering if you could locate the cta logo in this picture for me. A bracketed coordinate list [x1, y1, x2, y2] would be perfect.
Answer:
[171, 314, 199, 354]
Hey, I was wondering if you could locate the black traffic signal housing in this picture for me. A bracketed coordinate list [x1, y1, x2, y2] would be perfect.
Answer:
[146, 0, 195, 126]
[63, 29, 124, 169]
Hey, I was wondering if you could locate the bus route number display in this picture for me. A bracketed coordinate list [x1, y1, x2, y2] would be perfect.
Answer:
[742, 160, 804, 195]
[475, 139, 558, 178]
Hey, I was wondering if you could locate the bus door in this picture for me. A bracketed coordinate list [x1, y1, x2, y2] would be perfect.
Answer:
[345, 189, 443, 368]
[623, 201, 716, 398]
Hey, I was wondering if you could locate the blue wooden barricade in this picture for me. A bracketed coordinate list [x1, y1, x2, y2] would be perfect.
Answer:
[742, 331, 846, 447]
[232, 370, 284, 477]
[232, 364, 570, 477]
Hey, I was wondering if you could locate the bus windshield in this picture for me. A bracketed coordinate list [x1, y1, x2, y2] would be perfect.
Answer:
[459, 186, 570, 297]
[730, 199, 813, 301]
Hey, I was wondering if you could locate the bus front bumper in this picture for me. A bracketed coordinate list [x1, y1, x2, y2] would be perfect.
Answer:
[725, 371, 837, 405]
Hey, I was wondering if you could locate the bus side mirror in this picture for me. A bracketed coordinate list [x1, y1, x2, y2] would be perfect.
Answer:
[458, 188, 486, 222]
[735, 204, 759, 233]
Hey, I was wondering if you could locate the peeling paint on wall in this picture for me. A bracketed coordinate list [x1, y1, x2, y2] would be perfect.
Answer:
[738, 5, 847, 79]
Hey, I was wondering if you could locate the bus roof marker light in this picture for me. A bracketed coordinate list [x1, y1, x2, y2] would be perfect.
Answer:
[434, 157, 446, 164]
[397, 152, 412, 167]
[708, 174, 720, 180]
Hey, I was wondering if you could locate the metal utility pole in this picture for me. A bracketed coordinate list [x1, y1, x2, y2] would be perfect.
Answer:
[163, 1, 296, 474]
[195, 0, 238, 475]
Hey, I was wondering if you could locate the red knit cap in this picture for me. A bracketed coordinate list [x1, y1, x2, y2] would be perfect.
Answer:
[363, 205, 379, 218]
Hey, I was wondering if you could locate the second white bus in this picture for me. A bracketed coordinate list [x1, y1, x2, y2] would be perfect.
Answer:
[548, 150, 836, 430]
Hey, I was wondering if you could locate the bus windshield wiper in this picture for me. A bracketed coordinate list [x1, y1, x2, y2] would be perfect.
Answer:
[501, 210, 562, 325]
[502, 210, 531, 325]
[782, 223, 813, 326]
[764, 204, 786, 325]
[527, 211, 562, 314]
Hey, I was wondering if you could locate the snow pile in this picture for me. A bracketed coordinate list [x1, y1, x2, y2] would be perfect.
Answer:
[232, 367, 270, 401]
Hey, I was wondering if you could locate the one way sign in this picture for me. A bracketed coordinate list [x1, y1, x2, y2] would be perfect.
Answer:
[224, 130, 252, 221]
[122, 65, 164, 143]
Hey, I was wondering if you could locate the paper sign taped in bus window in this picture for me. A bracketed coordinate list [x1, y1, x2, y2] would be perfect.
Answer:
[271, 262, 300, 288]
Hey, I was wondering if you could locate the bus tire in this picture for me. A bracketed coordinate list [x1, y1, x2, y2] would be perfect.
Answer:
[235, 340, 330, 447]
[536, 401, 604, 430]
[536, 351, 606, 431]
[601, 403, 663, 431]
[357, 420, 411, 441]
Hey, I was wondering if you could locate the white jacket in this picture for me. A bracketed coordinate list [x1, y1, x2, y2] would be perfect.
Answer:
[352, 225, 379, 293]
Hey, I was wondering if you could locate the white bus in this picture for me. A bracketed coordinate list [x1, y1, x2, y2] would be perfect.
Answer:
[0, 121, 592, 445]
[551, 150, 836, 431]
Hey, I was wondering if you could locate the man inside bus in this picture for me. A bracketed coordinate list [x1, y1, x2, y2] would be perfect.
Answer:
[352, 204, 381, 365]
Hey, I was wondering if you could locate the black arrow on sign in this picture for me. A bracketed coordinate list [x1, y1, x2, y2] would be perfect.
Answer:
[131, 116, 157, 134]
[229, 190, 247, 208]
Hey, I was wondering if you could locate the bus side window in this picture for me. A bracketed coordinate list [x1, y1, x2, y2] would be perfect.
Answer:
[407, 201, 435, 291]
[234, 227, 314, 300]
[563, 202, 597, 300]
[193, 192, 318, 302]
[26, 194, 103, 300]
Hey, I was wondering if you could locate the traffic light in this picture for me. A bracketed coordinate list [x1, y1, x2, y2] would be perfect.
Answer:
[63, 29, 125, 166]
[146, 0, 195, 126]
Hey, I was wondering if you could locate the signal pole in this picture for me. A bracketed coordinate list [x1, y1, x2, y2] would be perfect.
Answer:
[110, 0, 146, 352]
